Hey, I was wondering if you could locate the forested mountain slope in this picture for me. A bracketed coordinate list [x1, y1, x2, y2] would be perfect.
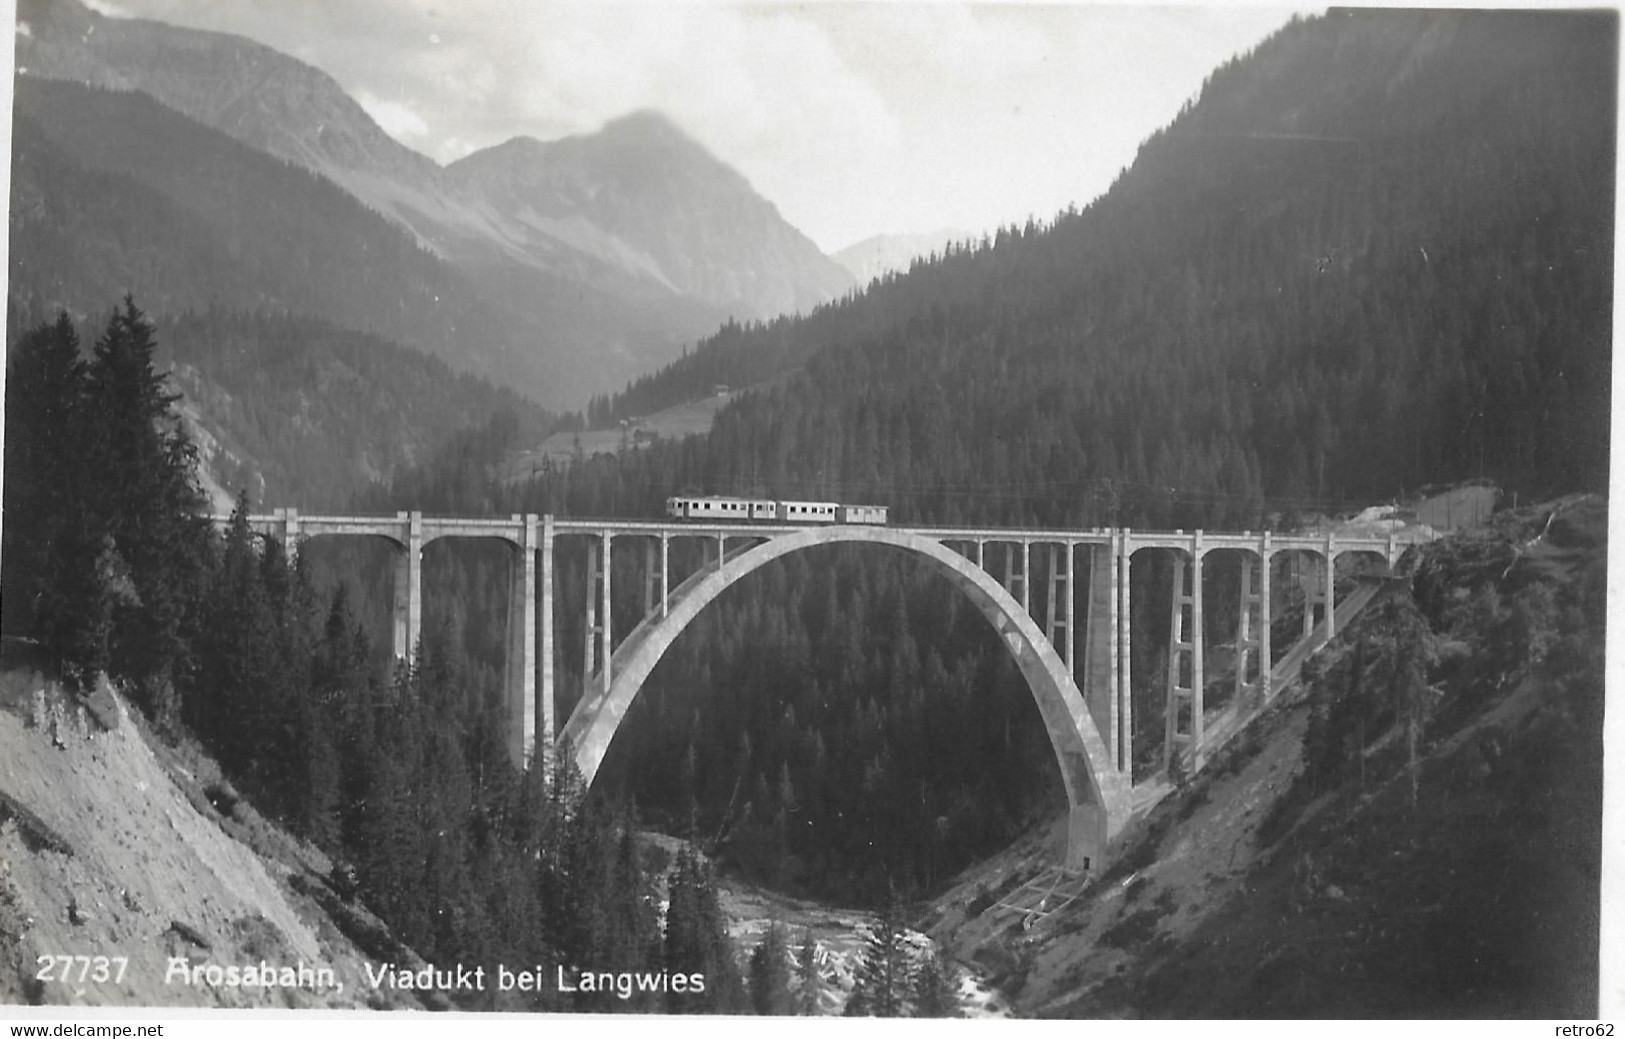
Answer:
[832, 229, 971, 284]
[596, 9, 1612, 523]
[149, 311, 554, 511]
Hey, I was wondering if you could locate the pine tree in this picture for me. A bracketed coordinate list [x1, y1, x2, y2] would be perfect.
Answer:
[845, 891, 913, 1017]
[352, 741, 424, 936]
[663, 847, 747, 1013]
[301, 689, 343, 850]
[794, 930, 824, 1016]
[749, 921, 793, 1015]
[1, 312, 110, 685]
[195, 493, 277, 772]
[1357, 592, 1440, 806]
[312, 585, 378, 850]
[83, 296, 209, 715]
[911, 945, 964, 1018]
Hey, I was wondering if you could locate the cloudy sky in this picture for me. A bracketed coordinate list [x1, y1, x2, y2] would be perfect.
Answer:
[83, 1, 1309, 253]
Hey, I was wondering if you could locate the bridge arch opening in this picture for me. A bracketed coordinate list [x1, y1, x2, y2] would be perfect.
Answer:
[1194, 546, 1269, 727]
[294, 533, 409, 673]
[1123, 542, 1279, 777]
[560, 526, 1130, 873]
[1272, 548, 1333, 661]
[1123, 545, 1205, 778]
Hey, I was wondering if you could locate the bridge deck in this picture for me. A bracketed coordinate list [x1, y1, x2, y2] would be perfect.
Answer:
[227, 513, 1425, 554]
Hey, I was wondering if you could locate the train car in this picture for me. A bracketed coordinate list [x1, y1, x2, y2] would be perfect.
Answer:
[776, 501, 841, 523]
[666, 495, 775, 521]
[838, 504, 889, 524]
[666, 496, 890, 525]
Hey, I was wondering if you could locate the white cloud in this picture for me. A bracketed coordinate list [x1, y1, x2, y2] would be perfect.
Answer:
[354, 91, 431, 147]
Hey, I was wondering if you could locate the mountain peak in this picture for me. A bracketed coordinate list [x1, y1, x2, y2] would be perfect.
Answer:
[18, 0, 98, 41]
[564, 109, 718, 171]
[465, 111, 698, 169]
[448, 104, 851, 320]
[600, 109, 690, 141]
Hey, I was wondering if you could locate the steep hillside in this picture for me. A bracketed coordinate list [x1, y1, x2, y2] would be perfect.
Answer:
[0, 669, 430, 1009]
[15, 0, 441, 203]
[16, 0, 855, 404]
[589, 9, 1612, 516]
[148, 311, 554, 511]
[924, 496, 1604, 1017]
[9, 77, 553, 395]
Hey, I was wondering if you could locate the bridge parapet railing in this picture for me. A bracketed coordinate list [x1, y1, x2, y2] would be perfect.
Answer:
[218, 513, 1435, 544]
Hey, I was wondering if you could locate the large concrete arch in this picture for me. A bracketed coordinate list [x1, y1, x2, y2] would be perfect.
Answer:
[559, 525, 1131, 868]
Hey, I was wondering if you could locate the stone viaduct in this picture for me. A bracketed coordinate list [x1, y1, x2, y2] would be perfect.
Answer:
[229, 508, 1429, 869]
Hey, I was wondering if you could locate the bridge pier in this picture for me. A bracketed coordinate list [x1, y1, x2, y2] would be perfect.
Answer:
[392, 511, 423, 665]
[1003, 541, 1030, 613]
[1067, 803, 1109, 872]
[1260, 540, 1273, 701]
[1164, 536, 1205, 773]
[642, 539, 659, 617]
[582, 533, 617, 702]
[1045, 542, 1072, 675]
[506, 515, 539, 767]
[1324, 534, 1339, 640]
[541, 516, 555, 759]
[601, 534, 613, 699]
[583, 536, 602, 692]
[1118, 532, 1133, 778]
[272, 507, 301, 565]
[660, 534, 670, 617]
[1083, 539, 1127, 774]
[1300, 550, 1330, 644]
[1235, 547, 1268, 710]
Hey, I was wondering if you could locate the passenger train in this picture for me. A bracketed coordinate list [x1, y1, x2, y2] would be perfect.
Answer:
[665, 495, 889, 525]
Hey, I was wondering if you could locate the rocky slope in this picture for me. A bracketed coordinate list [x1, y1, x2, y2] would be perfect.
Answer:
[0, 668, 428, 1010]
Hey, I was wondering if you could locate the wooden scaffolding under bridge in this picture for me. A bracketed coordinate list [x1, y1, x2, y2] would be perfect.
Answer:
[989, 866, 1094, 931]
